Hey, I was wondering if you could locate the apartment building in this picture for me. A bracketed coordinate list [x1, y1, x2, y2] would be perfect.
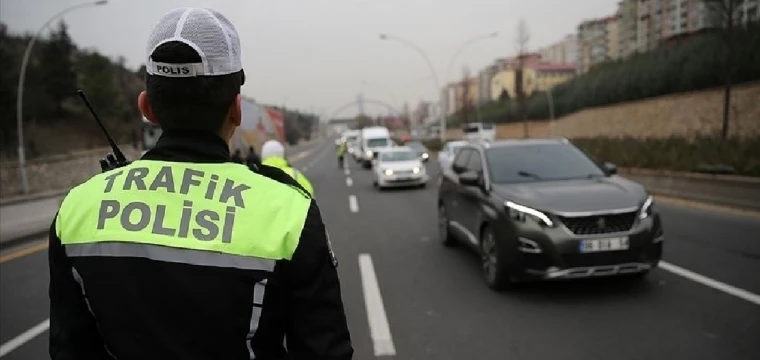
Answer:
[577, 16, 620, 73]
[617, 0, 758, 58]
[537, 34, 579, 65]
[478, 64, 499, 104]
[489, 54, 576, 101]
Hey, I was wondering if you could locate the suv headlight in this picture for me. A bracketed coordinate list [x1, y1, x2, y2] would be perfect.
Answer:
[639, 195, 654, 220]
[505, 201, 555, 227]
[384, 168, 393, 176]
[422, 153, 429, 159]
[412, 167, 420, 174]
[366, 150, 373, 157]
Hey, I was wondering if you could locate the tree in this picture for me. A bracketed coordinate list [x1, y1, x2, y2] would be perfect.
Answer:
[40, 21, 77, 116]
[498, 88, 510, 102]
[459, 65, 473, 124]
[701, 0, 742, 140]
[515, 18, 530, 138]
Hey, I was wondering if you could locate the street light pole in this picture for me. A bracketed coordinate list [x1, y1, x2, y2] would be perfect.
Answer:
[444, 32, 499, 93]
[379, 34, 445, 142]
[15, 0, 108, 194]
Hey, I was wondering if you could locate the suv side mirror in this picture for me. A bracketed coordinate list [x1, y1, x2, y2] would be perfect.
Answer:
[458, 171, 480, 186]
[603, 162, 618, 175]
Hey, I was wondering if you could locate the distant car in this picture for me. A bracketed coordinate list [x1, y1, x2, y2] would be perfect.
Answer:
[404, 140, 430, 163]
[373, 147, 429, 189]
[347, 140, 360, 158]
[437, 140, 467, 174]
[437, 139, 663, 291]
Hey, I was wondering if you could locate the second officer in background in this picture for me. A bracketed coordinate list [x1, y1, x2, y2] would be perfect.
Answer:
[261, 139, 314, 196]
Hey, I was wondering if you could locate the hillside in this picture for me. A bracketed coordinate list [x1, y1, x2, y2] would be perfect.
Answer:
[0, 21, 146, 160]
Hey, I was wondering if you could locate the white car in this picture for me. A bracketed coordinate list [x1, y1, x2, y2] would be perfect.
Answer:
[372, 147, 429, 189]
[437, 140, 467, 174]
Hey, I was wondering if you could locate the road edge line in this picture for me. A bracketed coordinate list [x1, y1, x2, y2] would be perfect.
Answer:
[660, 261, 760, 306]
[0, 318, 50, 357]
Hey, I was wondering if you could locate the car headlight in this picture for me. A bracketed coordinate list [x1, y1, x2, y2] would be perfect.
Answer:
[505, 201, 555, 227]
[422, 153, 429, 159]
[384, 169, 393, 176]
[366, 150, 373, 157]
[412, 167, 420, 174]
[639, 195, 654, 220]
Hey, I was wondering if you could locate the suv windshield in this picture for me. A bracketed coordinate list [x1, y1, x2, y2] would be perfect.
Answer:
[380, 151, 418, 162]
[367, 138, 389, 148]
[485, 143, 605, 183]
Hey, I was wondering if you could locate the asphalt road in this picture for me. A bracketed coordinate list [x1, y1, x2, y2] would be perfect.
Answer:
[1, 138, 759, 359]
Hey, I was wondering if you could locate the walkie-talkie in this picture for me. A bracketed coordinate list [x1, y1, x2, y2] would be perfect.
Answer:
[77, 90, 131, 172]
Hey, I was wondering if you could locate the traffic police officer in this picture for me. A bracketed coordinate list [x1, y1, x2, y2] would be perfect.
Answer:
[336, 141, 347, 168]
[48, 7, 353, 360]
[260, 140, 315, 196]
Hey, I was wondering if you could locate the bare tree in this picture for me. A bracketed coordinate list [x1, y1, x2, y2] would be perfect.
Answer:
[701, 0, 741, 140]
[515, 18, 530, 138]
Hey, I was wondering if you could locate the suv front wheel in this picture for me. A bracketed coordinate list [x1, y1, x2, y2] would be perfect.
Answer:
[480, 226, 512, 291]
[438, 204, 456, 247]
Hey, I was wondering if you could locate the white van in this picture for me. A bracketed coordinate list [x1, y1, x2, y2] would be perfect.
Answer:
[462, 122, 496, 142]
[359, 126, 393, 168]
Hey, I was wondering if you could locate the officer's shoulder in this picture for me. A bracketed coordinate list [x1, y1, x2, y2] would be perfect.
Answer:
[243, 164, 311, 200]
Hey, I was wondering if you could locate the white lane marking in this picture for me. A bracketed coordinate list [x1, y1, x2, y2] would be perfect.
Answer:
[358, 254, 396, 357]
[289, 141, 330, 172]
[660, 261, 760, 306]
[349, 195, 359, 213]
[346, 177, 353, 187]
[344, 168, 350, 176]
[0, 319, 50, 357]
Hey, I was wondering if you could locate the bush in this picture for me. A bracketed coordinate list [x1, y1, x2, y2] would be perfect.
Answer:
[572, 136, 760, 176]
[422, 139, 443, 152]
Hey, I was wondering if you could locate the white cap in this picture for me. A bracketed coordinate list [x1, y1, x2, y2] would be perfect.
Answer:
[261, 140, 285, 160]
[146, 7, 242, 78]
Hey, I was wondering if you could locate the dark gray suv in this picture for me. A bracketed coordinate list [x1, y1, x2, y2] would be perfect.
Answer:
[437, 139, 664, 291]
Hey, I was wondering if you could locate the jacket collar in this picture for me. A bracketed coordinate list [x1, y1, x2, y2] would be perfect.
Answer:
[262, 156, 290, 168]
[142, 129, 231, 163]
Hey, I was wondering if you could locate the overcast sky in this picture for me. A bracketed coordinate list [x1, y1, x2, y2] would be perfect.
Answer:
[1, 0, 617, 118]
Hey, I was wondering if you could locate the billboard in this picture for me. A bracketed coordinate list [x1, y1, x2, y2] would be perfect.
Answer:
[239, 99, 286, 148]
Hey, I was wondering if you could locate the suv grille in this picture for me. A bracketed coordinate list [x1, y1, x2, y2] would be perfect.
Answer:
[558, 212, 637, 235]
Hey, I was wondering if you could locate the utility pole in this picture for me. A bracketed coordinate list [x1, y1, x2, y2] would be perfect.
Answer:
[516, 18, 531, 138]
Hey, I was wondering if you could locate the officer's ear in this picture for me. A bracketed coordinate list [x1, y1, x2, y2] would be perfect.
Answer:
[228, 94, 242, 127]
[138, 91, 158, 125]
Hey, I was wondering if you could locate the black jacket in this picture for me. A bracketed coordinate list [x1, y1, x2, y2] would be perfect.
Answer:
[48, 130, 353, 360]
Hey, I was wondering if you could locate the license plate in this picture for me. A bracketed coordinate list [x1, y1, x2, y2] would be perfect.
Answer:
[397, 177, 411, 181]
[579, 237, 629, 253]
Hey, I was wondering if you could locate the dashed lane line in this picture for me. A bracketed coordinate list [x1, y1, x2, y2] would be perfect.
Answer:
[346, 177, 353, 187]
[349, 195, 359, 213]
[358, 254, 396, 357]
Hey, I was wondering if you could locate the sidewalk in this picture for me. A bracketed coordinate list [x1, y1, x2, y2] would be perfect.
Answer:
[0, 194, 64, 248]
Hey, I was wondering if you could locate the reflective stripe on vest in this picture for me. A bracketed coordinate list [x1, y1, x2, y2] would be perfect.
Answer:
[56, 160, 311, 264]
